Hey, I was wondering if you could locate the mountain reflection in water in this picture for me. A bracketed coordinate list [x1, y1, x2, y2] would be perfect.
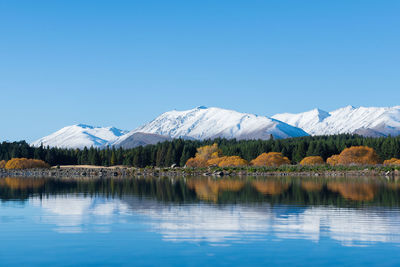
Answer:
[1, 176, 400, 247]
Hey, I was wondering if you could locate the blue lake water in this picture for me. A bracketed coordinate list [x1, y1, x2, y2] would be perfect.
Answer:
[1, 176, 400, 266]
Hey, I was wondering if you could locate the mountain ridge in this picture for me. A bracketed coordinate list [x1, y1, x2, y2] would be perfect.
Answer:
[272, 105, 400, 136]
[109, 106, 308, 147]
[31, 124, 128, 149]
[31, 105, 400, 149]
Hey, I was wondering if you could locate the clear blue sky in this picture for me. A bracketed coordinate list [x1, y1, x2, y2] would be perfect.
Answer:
[1, 0, 399, 142]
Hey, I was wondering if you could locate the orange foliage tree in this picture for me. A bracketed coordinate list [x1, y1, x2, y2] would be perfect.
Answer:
[186, 144, 248, 168]
[337, 146, 381, 165]
[327, 147, 381, 166]
[5, 158, 50, 169]
[250, 152, 290, 167]
[384, 158, 400, 165]
[186, 143, 222, 168]
[299, 156, 325, 166]
[196, 143, 222, 161]
[327, 155, 340, 166]
[0, 160, 6, 168]
[186, 157, 208, 168]
[207, 156, 248, 167]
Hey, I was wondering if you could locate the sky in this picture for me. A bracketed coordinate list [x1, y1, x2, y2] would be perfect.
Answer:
[0, 0, 399, 142]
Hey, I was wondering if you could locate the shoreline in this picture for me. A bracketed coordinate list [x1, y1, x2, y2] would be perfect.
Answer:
[1, 165, 399, 179]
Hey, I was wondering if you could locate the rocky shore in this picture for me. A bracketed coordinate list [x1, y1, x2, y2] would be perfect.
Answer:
[1, 165, 399, 179]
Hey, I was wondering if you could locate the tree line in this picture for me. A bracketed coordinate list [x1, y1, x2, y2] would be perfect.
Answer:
[1, 134, 400, 167]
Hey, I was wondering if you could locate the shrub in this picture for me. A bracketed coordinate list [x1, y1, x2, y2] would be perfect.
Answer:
[206, 157, 224, 167]
[0, 160, 6, 169]
[186, 143, 221, 167]
[300, 156, 325, 166]
[327, 155, 340, 166]
[195, 143, 221, 161]
[384, 158, 400, 166]
[207, 156, 248, 167]
[186, 157, 207, 168]
[250, 152, 290, 167]
[4, 158, 50, 169]
[337, 146, 381, 165]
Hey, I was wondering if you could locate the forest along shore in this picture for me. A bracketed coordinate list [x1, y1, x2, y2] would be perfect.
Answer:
[0, 166, 399, 179]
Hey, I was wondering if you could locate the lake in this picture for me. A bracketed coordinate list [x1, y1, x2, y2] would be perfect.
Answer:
[1, 176, 400, 266]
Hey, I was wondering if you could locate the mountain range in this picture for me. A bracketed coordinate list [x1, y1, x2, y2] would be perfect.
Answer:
[272, 105, 400, 137]
[31, 105, 400, 149]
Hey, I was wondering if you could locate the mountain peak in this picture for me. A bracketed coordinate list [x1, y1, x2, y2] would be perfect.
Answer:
[196, 106, 208, 110]
[115, 106, 308, 142]
[76, 124, 94, 129]
[31, 125, 127, 149]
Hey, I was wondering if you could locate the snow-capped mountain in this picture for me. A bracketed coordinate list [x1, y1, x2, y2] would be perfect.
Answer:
[110, 106, 308, 146]
[32, 106, 400, 149]
[31, 124, 128, 149]
[272, 106, 400, 137]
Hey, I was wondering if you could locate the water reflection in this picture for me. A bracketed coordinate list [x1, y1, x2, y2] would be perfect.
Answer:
[186, 179, 245, 202]
[327, 182, 377, 201]
[30, 196, 129, 233]
[0, 177, 45, 190]
[1, 176, 400, 247]
[301, 181, 323, 192]
[251, 180, 289, 195]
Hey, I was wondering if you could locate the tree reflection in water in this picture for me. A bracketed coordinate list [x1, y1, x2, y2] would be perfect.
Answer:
[327, 182, 378, 201]
[251, 180, 289, 195]
[0, 176, 399, 206]
[186, 179, 245, 202]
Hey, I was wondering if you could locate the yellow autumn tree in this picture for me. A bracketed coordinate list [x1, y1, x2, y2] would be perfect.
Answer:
[5, 158, 50, 169]
[217, 156, 248, 167]
[206, 157, 224, 166]
[327, 154, 340, 166]
[186, 157, 208, 168]
[383, 158, 400, 165]
[299, 156, 325, 166]
[207, 156, 248, 167]
[0, 160, 6, 169]
[337, 146, 381, 165]
[186, 143, 222, 168]
[250, 152, 290, 167]
[196, 143, 222, 161]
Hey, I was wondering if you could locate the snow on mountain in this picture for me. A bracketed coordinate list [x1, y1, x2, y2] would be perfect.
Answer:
[31, 105, 400, 149]
[272, 106, 400, 136]
[31, 124, 128, 149]
[111, 106, 308, 146]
